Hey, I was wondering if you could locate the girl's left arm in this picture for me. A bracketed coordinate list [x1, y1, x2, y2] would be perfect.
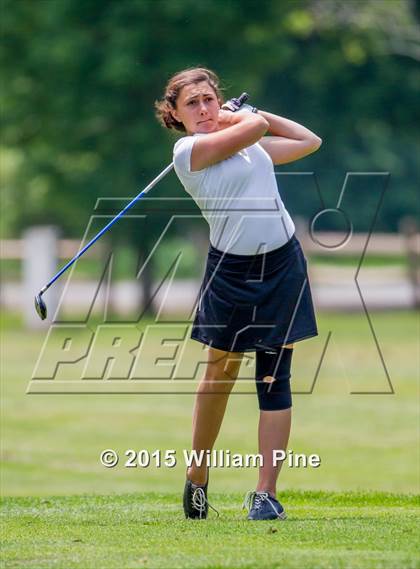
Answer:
[257, 110, 322, 165]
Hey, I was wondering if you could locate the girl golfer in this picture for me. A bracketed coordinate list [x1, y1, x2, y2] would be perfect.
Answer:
[155, 67, 321, 521]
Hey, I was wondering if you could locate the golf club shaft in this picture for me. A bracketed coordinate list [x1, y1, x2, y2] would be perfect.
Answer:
[40, 162, 174, 294]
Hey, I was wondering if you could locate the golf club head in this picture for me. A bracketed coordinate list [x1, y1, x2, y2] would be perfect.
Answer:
[34, 293, 47, 320]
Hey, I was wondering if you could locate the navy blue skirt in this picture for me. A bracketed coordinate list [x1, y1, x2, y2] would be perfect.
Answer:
[191, 233, 318, 353]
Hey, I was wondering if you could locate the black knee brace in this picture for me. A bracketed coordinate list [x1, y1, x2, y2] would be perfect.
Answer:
[255, 347, 293, 411]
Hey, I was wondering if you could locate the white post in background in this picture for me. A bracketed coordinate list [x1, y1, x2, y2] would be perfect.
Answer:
[23, 226, 59, 329]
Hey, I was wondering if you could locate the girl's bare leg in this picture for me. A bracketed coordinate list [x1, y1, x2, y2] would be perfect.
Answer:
[187, 346, 243, 485]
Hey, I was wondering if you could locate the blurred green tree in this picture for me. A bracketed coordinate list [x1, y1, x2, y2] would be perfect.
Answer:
[1, 0, 419, 312]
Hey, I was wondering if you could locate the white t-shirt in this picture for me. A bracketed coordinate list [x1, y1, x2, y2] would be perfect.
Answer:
[173, 134, 295, 255]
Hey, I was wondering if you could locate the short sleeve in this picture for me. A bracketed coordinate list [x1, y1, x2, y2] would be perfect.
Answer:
[173, 136, 207, 192]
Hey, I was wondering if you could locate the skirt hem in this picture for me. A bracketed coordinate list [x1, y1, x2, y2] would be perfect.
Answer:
[190, 329, 319, 353]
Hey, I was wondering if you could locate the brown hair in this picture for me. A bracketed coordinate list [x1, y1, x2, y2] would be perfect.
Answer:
[155, 67, 224, 133]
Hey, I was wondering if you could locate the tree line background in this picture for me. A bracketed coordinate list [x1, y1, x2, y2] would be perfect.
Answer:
[1, 0, 419, 249]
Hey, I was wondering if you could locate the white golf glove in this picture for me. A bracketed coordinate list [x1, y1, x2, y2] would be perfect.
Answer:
[221, 93, 258, 113]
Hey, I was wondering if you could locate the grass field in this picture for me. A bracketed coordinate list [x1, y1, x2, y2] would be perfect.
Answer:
[1, 310, 419, 568]
[2, 492, 419, 569]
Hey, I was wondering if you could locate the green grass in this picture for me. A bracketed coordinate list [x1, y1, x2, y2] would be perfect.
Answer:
[2, 491, 419, 569]
[1, 310, 419, 496]
[1, 310, 419, 567]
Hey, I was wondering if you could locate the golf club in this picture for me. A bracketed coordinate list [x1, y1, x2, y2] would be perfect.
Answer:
[34, 162, 174, 320]
[221, 92, 249, 111]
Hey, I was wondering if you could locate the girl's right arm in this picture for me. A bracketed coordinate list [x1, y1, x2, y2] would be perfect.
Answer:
[191, 110, 269, 171]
